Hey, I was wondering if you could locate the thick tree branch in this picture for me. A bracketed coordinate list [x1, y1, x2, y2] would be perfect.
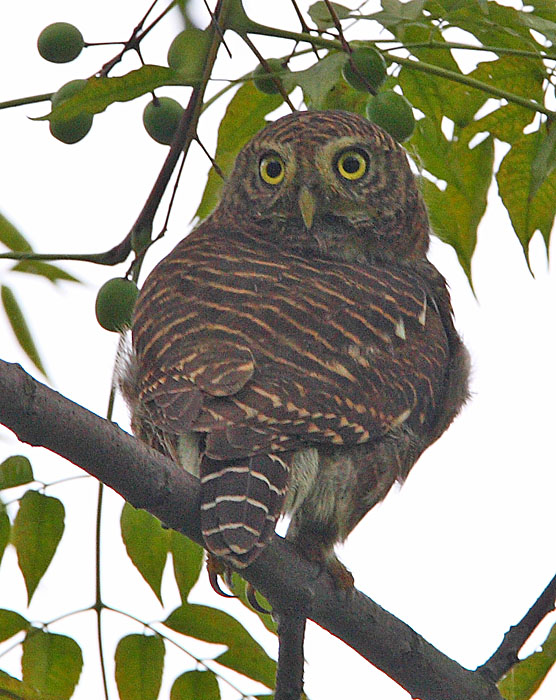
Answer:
[0, 359, 505, 700]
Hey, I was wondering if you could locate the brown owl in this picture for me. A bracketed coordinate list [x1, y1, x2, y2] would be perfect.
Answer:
[123, 109, 470, 588]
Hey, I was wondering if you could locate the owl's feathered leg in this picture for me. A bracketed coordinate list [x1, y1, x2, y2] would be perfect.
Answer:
[289, 532, 355, 590]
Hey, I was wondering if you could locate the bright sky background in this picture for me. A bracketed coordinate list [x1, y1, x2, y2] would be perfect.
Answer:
[0, 1, 555, 699]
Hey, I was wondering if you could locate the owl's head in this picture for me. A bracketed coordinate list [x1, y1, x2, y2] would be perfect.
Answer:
[218, 110, 429, 262]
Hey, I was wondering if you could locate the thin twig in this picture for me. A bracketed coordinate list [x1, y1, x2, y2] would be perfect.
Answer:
[203, 0, 232, 57]
[240, 33, 296, 112]
[122, 0, 228, 272]
[98, 0, 175, 77]
[196, 136, 225, 178]
[323, 0, 380, 95]
[479, 572, 556, 682]
[289, 0, 320, 60]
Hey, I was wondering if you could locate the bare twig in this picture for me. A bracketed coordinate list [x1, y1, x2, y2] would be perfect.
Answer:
[479, 572, 556, 682]
[289, 0, 320, 60]
[323, 0, 380, 95]
[240, 34, 296, 112]
[98, 0, 175, 77]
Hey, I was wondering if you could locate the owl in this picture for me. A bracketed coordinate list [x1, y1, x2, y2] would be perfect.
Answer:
[123, 110, 470, 589]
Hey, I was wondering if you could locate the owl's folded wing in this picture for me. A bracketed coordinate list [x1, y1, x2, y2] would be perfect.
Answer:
[132, 237, 452, 460]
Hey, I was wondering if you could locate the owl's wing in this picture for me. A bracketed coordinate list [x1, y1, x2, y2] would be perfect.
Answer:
[133, 231, 452, 456]
[131, 231, 454, 566]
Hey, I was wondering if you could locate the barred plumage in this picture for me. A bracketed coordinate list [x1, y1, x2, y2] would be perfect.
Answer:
[123, 109, 469, 580]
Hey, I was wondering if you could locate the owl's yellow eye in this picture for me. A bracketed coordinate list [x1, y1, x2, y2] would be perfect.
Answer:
[336, 149, 368, 181]
[259, 155, 285, 185]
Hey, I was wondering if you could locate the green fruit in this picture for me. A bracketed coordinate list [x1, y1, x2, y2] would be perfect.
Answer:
[49, 79, 93, 144]
[342, 47, 387, 93]
[38, 22, 84, 63]
[253, 59, 286, 95]
[95, 278, 139, 332]
[167, 28, 211, 80]
[365, 91, 416, 142]
[51, 79, 87, 107]
[143, 97, 183, 145]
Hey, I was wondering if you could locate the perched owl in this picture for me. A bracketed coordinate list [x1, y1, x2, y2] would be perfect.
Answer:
[123, 110, 469, 587]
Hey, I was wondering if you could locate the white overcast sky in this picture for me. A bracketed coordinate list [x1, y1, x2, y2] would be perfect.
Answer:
[0, 1, 555, 699]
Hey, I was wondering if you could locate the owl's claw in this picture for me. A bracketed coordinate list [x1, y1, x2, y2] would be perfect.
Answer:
[206, 554, 235, 598]
[246, 583, 271, 614]
[205, 555, 270, 612]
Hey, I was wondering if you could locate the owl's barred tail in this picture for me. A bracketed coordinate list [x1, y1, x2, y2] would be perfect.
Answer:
[200, 453, 290, 568]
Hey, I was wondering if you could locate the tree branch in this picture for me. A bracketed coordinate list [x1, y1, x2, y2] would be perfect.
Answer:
[0, 359, 505, 700]
[479, 572, 556, 682]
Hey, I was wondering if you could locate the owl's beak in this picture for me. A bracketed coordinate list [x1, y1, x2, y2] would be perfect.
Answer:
[298, 185, 317, 230]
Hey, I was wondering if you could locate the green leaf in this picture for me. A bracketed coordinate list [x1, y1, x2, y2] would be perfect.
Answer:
[0, 506, 9, 567]
[520, 12, 556, 44]
[412, 119, 494, 278]
[170, 670, 221, 700]
[0, 608, 30, 643]
[171, 529, 204, 603]
[229, 572, 277, 635]
[115, 634, 165, 700]
[0, 669, 47, 700]
[0, 212, 32, 252]
[497, 130, 556, 259]
[12, 260, 80, 284]
[398, 36, 486, 127]
[0, 455, 34, 489]
[385, 0, 426, 21]
[293, 52, 347, 109]
[499, 622, 556, 700]
[528, 0, 556, 23]
[1, 285, 48, 377]
[164, 603, 276, 688]
[470, 104, 533, 145]
[22, 629, 83, 699]
[120, 502, 169, 604]
[471, 54, 545, 107]
[365, 0, 428, 29]
[12, 490, 65, 603]
[41, 65, 188, 122]
[530, 124, 556, 198]
[195, 82, 282, 221]
[438, 2, 541, 50]
[320, 73, 375, 115]
[308, 2, 351, 29]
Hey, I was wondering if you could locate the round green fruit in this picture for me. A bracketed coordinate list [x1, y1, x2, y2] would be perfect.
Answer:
[253, 59, 286, 95]
[50, 79, 93, 144]
[38, 22, 84, 63]
[167, 28, 211, 79]
[143, 97, 183, 145]
[342, 47, 387, 93]
[365, 91, 416, 142]
[95, 278, 139, 333]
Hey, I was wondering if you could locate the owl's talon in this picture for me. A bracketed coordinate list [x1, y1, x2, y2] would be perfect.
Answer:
[206, 554, 235, 598]
[246, 583, 271, 614]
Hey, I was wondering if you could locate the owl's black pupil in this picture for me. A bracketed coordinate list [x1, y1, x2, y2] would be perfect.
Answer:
[266, 160, 282, 178]
[343, 156, 360, 173]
